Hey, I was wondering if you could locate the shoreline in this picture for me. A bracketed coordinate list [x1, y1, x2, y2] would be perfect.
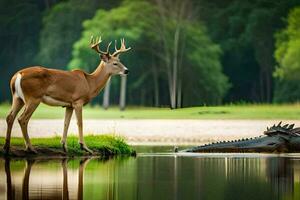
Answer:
[1, 119, 300, 145]
[0, 135, 135, 158]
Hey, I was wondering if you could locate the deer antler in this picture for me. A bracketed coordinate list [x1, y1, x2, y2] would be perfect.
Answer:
[90, 36, 111, 55]
[112, 38, 131, 57]
[90, 36, 101, 53]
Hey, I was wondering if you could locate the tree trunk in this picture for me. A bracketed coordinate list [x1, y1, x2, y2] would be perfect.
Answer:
[177, 32, 186, 108]
[177, 76, 182, 108]
[265, 70, 272, 102]
[119, 76, 127, 111]
[171, 26, 180, 109]
[155, 0, 193, 109]
[152, 62, 160, 107]
[155, 0, 174, 109]
[259, 71, 264, 102]
[102, 78, 111, 110]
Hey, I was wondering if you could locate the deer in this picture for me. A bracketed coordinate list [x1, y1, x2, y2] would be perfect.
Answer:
[3, 36, 131, 154]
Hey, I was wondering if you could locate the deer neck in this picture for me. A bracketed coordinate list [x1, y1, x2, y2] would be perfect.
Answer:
[89, 61, 111, 97]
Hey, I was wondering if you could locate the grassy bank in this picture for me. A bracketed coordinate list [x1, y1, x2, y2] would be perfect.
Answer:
[1, 103, 300, 119]
[0, 135, 134, 157]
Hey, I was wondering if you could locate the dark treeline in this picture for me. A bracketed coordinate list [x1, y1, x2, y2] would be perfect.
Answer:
[0, 0, 300, 107]
[197, 0, 300, 103]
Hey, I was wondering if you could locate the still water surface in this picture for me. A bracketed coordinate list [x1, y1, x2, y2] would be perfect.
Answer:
[1, 146, 300, 200]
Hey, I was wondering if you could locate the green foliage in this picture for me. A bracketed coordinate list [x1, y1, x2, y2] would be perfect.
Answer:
[1, 0, 300, 106]
[184, 23, 230, 105]
[69, 0, 228, 106]
[274, 7, 300, 102]
[69, 0, 155, 105]
[69, 0, 153, 71]
[0, 0, 42, 102]
[273, 80, 300, 103]
[36, 0, 103, 69]
[274, 7, 300, 79]
[197, 0, 300, 102]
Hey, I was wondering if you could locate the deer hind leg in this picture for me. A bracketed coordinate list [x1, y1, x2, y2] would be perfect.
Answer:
[61, 107, 73, 152]
[18, 100, 40, 153]
[4, 96, 24, 153]
[74, 105, 93, 154]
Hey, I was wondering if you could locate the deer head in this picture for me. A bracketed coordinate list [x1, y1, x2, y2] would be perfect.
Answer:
[90, 36, 131, 75]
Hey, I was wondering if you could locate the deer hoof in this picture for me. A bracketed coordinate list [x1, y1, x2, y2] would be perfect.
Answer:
[80, 143, 93, 154]
[62, 143, 68, 153]
[3, 143, 10, 154]
[26, 147, 37, 154]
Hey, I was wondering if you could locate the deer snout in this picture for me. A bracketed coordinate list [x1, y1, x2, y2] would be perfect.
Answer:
[124, 69, 129, 74]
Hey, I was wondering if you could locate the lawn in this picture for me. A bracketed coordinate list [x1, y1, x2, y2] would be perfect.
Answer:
[0, 103, 300, 119]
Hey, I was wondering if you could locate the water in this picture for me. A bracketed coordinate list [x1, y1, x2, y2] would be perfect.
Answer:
[1, 147, 300, 200]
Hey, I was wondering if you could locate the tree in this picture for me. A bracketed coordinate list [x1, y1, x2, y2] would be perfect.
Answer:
[153, 0, 229, 107]
[36, 0, 120, 69]
[273, 7, 300, 102]
[183, 23, 229, 105]
[0, 0, 43, 102]
[69, 0, 154, 107]
[154, 0, 194, 108]
[69, 0, 229, 107]
[196, 0, 300, 103]
[244, 8, 276, 102]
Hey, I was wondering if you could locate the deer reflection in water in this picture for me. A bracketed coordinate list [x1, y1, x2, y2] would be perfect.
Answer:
[2, 155, 300, 200]
[4, 158, 90, 200]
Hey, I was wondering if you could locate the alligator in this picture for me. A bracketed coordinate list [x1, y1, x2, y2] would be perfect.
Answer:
[182, 122, 300, 153]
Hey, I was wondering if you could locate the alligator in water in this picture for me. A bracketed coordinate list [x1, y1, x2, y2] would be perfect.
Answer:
[182, 122, 300, 153]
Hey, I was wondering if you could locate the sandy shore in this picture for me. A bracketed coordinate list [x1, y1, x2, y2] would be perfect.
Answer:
[1, 119, 299, 145]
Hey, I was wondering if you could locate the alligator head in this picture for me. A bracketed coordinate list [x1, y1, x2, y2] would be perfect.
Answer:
[183, 122, 300, 153]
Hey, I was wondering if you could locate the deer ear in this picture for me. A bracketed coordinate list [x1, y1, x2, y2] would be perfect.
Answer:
[100, 53, 110, 62]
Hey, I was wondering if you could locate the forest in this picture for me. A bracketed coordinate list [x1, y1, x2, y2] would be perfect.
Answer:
[1, 0, 300, 108]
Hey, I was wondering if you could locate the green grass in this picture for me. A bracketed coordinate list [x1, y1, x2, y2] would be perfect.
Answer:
[0, 103, 300, 119]
[0, 135, 134, 156]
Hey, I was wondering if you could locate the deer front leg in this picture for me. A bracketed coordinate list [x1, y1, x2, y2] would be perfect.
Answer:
[74, 105, 93, 154]
[61, 107, 73, 152]
[78, 158, 90, 200]
[22, 159, 35, 200]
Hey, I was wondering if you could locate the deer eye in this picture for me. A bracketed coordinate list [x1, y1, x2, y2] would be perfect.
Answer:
[113, 62, 118, 65]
